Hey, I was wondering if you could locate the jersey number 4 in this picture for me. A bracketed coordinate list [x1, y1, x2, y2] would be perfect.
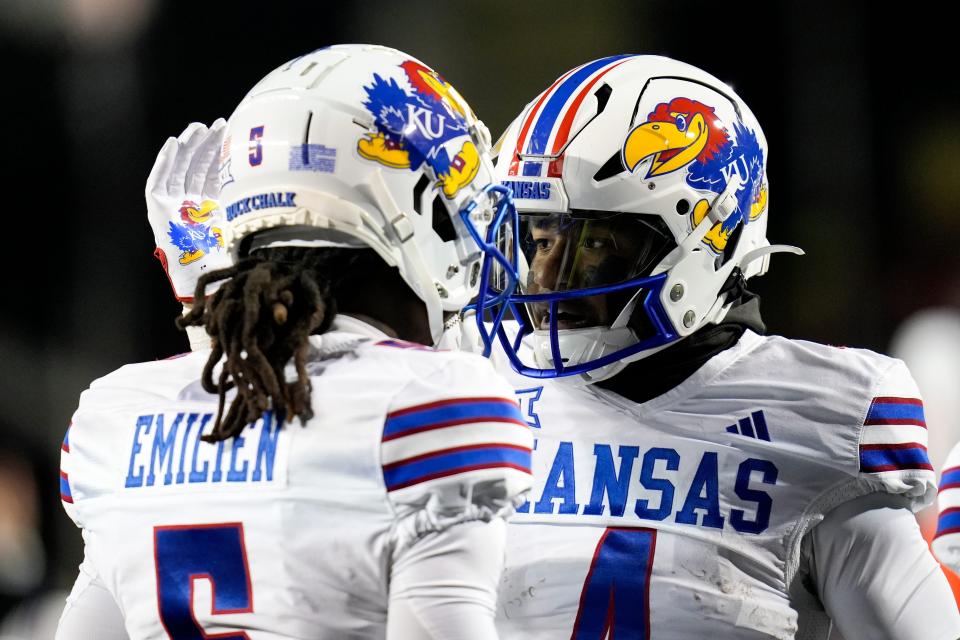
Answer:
[571, 527, 656, 639]
[154, 523, 253, 639]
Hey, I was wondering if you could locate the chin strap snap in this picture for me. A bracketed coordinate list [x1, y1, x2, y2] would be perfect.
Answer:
[708, 175, 742, 225]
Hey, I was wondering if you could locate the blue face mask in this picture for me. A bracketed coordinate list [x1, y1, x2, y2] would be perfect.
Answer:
[457, 184, 522, 352]
[469, 210, 680, 378]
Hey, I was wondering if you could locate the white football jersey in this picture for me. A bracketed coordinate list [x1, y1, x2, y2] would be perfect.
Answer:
[59, 317, 533, 639]
[490, 329, 936, 640]
[933, 441, 960, 574]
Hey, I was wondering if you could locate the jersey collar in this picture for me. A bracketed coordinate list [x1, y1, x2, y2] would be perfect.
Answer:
[304, 314, 394, 357]
[329, 314, 394, 340]
[588, 329, 765, 417]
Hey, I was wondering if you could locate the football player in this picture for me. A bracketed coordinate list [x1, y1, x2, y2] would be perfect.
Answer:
[472, 55, 960, 639]
[56, 45, 532, 639]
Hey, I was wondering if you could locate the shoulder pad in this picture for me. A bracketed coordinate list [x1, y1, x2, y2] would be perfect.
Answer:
[856, 357, 934, 509]
[380, 354, 533, 541]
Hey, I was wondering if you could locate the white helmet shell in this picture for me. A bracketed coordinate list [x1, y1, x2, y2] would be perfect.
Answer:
[220, 44, 501, 343]
[492, 54, 800, 382]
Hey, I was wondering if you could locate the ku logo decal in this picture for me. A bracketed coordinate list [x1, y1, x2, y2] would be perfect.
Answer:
[622, 97, 767, 253]
[167, 200, 224, 265]
[358, 60, 480, 198]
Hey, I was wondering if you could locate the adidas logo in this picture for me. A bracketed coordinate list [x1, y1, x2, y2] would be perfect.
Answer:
[725, 410, 771, 441]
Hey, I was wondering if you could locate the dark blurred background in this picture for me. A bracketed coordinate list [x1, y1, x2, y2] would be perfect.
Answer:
[0, 0, 958, 634]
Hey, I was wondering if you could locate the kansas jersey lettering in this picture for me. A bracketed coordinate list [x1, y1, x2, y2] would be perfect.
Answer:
[59, 321, 533, 639]
[490, 329, 934, 640]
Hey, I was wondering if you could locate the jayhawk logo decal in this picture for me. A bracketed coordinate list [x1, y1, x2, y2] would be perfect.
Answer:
[167, 200, 224, 265]
[358, 60, 480, 198]
[622, 98, 767, 253]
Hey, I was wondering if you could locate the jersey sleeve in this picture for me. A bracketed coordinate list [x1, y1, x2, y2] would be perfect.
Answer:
[932, 441, 960, 574]
[804, 492, 960, 640]
[58, 397, 121, 529]
[59, 422, 81, 527]
[386, 519, 504, 639]
[855, 358, 936, 511]
[56, 547, 129, 640]
[381, 352, 533, 545]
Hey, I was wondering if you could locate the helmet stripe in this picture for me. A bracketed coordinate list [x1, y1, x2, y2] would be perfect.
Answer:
[510, 55, 633, 177]
[508, 66, 578, 176]
[547, 57, 634, 177]
[525, 55, 633, 157]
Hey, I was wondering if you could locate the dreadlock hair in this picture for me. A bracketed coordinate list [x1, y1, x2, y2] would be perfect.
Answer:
[178, 246, 362, 442]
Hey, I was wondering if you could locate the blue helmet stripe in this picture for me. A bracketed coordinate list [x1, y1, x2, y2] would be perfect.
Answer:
[525, 55, 633, 156]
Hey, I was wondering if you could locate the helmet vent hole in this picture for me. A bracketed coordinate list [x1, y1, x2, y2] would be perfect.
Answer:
[412, 174, 430, 215]
[593, 152, 626, 182]
[432, 195, 457, 243]
[594, 83, 612, 115]
[676, 199, 690, 215]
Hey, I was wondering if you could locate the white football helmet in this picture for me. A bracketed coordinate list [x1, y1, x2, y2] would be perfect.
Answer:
[481, 54, 801, 382]
[219, 44, 516, 344]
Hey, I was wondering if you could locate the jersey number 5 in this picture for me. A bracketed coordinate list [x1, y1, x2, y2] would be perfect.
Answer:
[154, 523, 253, 639]
[570, 527, 656, 639]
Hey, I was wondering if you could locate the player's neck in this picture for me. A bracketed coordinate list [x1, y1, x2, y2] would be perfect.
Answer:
[341, 313, 399, 339]
[334, 255, 433, 346]
[597, 294, 764, 404]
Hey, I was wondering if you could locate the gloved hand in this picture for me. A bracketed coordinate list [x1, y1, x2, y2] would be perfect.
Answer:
[146, 119, 231, 304]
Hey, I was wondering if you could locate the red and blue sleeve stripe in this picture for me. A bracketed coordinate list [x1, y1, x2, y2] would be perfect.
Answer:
[61, 427, 70, 453]
[859, 442, 933, 473]
[941, 466, 960, 492]
[60, 470, 73, 504]
[936, 507, 960, 538]
[383, 443, 531, 492]
[864, 397, 926, 427]
[383, 397, 526, 441]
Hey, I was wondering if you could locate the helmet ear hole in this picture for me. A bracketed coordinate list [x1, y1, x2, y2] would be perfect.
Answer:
[432, 194, 457, 243]
[676, 199, 690, 215]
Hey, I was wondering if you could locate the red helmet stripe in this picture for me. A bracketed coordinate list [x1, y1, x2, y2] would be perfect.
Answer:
[507, 67, 578, 176]
[547, 58, 632, 177]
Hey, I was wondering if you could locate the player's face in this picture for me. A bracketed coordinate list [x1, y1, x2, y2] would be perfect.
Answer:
[521, 213, 668, 330]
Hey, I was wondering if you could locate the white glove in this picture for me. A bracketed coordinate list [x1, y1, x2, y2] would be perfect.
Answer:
[146, 119, 231, 304]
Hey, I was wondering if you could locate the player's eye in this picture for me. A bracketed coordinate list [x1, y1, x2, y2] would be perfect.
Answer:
[534, 238, 554, 252]
[581, 235, 615, 251]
